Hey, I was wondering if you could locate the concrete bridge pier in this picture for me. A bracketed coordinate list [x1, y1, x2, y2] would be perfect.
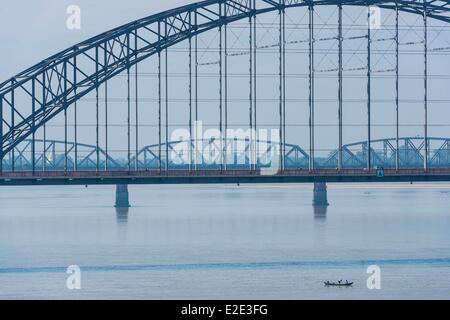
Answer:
[115, 184, 130, 208]
[313, 182, 329, 207]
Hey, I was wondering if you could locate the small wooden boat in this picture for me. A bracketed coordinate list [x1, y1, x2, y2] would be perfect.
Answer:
[324, 280, 353, 287]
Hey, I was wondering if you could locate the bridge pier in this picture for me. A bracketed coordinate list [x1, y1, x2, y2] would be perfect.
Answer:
[313, 182, 329, 207]
[115, 184, 130, 208]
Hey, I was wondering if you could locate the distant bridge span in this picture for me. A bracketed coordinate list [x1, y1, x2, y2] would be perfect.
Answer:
[2, 136, 450, 171]
[1, 137, 450, 186]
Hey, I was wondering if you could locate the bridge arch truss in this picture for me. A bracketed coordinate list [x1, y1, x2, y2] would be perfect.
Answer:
[1, 0, 450, 173]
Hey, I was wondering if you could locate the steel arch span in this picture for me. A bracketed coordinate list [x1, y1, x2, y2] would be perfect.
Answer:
[1, 0, 450, 181]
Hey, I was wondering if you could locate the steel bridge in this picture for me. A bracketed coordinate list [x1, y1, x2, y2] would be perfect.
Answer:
[1, 0, 450, 186]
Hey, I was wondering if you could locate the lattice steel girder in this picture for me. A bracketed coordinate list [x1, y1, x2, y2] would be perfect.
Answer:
[3, 136, 450, 170]
[1, 0, 450, 158]
[2, 139, 121, 169]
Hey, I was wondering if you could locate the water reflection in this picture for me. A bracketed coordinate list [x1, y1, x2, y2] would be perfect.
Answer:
[314, 205, 328, 219]
[116, 207, 129, 224]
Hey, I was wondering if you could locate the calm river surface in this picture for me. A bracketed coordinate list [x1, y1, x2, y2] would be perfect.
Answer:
[1, 183, 450, 299]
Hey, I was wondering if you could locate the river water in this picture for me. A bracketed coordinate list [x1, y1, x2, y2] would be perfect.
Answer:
[1, 182, 450, 299]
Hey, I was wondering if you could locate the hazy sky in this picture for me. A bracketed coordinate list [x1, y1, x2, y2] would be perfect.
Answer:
[0, 0, 197, 80]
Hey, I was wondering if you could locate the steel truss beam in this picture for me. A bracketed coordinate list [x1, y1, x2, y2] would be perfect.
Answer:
[4, 137, 450, 171]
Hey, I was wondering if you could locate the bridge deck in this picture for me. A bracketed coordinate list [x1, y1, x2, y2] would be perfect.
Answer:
[1, 169, 450, 186]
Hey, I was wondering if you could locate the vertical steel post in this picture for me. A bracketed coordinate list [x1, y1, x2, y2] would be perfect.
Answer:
[224, 11, 228, 170]
[366, 4, 372, 170]
[282, 3, 286, 171]
[309, 4, 315, 171]
[195, 24, 199, 171]
[395, 1, 399, 171]
[279, 3, 282, 171]
[64, 62, 68, 173]
[338, 4, 343, 170]
[249, 6, 253, 171]
[127, 33, 131, 172]
[105, 80, 108, 171]
[95, 46, 100, 172]
[219, 2, 224, 171]
[189, 36, 192, 171]
[42, 74, 47, 172]
[73, 56, 77, 172]
[134, 64, 138, 171]
[253, 0, 257, 169]
[11, 80, 14, 172]
[135, 30, 139, 171]
[158, 22, 162, 173]
[279, 1, 285, 171]
[31, 78, 36, 174]
[165, 24, 169, 172]
[189, 21, 193, 172]
[95, 85, 99, 172]
[423, 0, 428, 170]
[104, 45, 108, 171]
